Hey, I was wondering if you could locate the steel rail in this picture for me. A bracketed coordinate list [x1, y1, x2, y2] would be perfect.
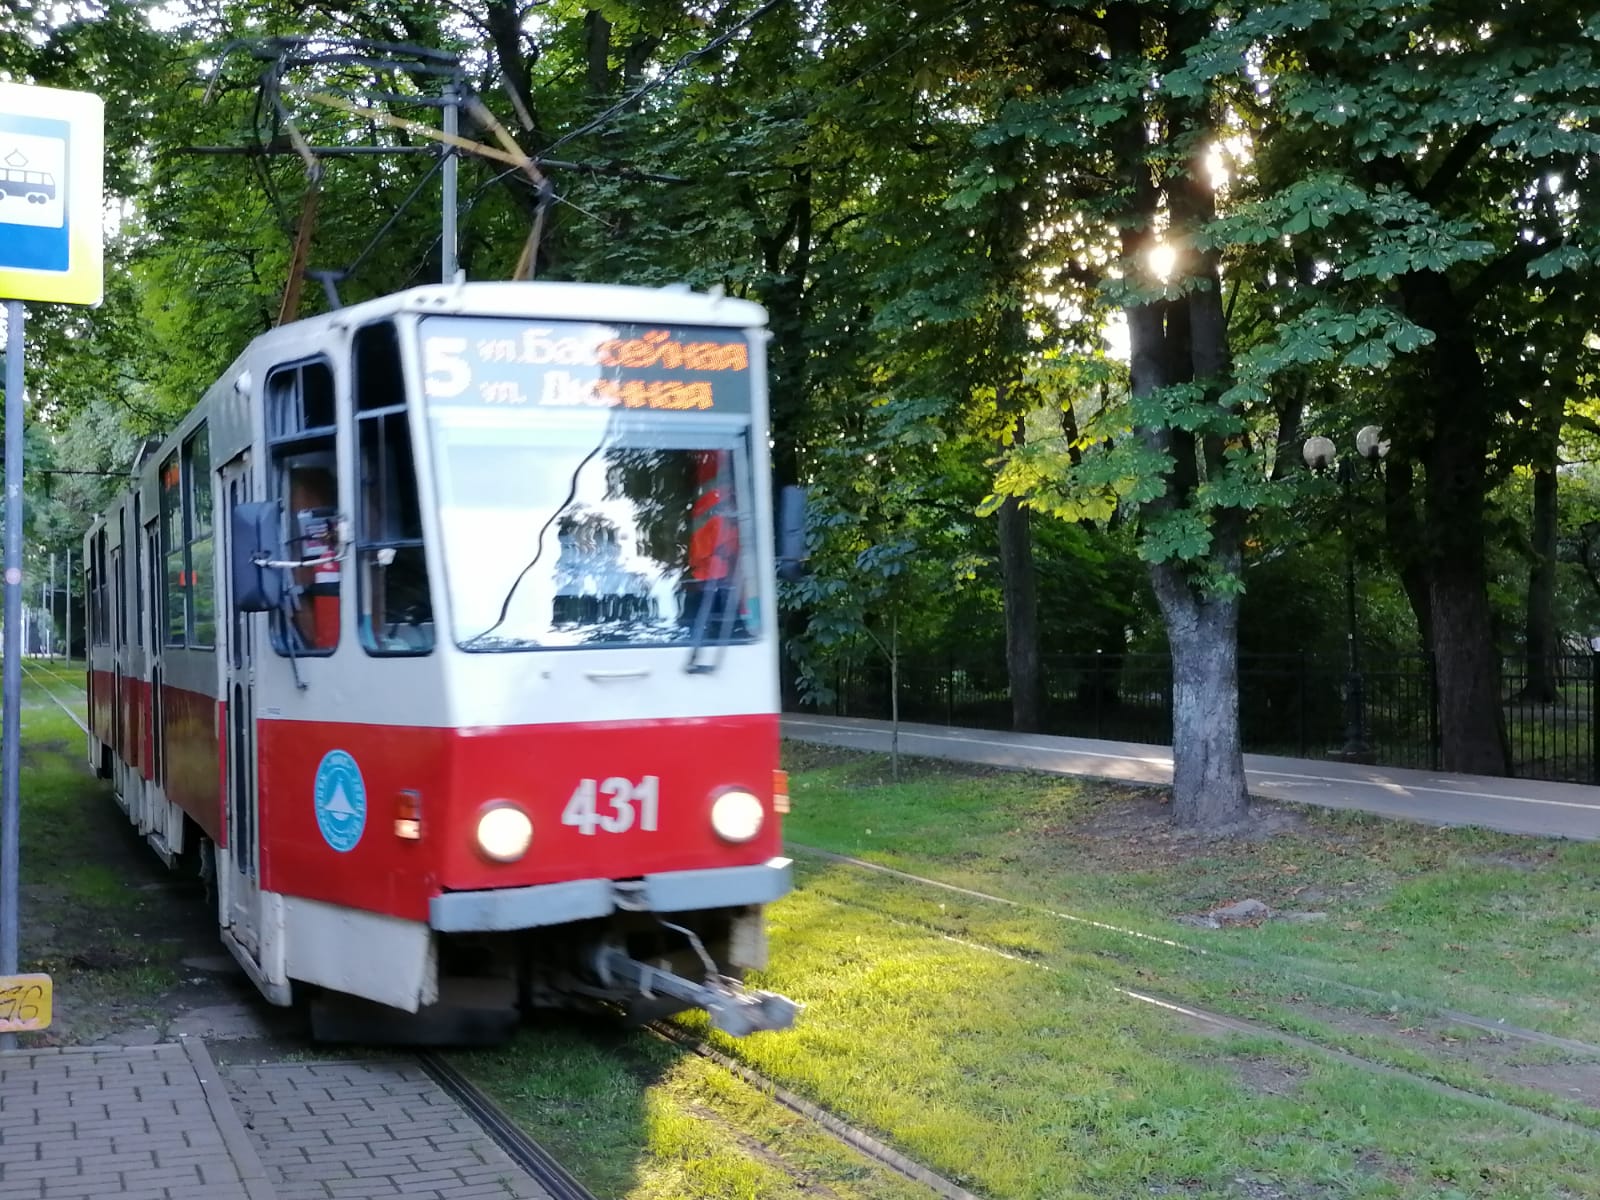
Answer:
[789, 840, 1600, 1062]
[417, 1051, 599, 1200]
[809, 887, 1600, 1141]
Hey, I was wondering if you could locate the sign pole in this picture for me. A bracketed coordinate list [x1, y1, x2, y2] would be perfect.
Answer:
[1, 298, 26, 1050]
[0, 79, 104, 1042]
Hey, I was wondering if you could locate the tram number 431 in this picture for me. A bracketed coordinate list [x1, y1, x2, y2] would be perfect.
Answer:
[0, 973, 52, 1033]
[562, 776, 660, 836]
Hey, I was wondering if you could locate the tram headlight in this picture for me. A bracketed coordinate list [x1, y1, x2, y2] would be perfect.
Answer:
[710, 789, 764, 844]
[475, 803, 533, 862]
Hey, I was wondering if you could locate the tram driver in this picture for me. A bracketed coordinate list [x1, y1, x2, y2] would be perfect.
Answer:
[286, 463, 341, 652]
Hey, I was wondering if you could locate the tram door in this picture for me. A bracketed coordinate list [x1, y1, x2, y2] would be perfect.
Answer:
[219, 453, 262, 955]
[145, 521, 163, 837]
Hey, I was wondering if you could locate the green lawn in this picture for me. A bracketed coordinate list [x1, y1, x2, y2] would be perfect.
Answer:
[463, 745, 1600, 1199]
[781, 745, 1600, 1045]
[11, 675, 177, 1044]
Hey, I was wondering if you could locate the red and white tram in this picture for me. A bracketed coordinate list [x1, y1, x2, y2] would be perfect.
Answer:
[84, 280, 801, 1039]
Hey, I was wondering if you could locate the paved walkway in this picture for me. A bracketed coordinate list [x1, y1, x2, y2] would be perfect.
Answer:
[222, 1058, 554, 1200]
[0, 1041, 276, 1200]
[784, 714, 1600, 840]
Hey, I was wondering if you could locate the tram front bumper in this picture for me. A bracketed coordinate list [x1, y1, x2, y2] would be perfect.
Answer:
[427, 856, 793, 933]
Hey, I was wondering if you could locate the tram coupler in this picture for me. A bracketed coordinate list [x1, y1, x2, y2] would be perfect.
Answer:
[592, 946, 800, 1037]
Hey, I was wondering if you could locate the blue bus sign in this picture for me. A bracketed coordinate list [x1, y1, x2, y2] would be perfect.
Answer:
[0, 83, 103, 307]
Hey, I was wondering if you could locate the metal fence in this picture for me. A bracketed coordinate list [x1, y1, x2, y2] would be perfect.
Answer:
[800, 650, 1600, 784]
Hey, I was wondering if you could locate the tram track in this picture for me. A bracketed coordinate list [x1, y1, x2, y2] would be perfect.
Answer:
[642, 1020, 989, 1200]
[19, 657, 90, 736]
[801, 884, 1600, 1141]
[788, 840, 1600, 1063]
[419, 1051, 601, 1200]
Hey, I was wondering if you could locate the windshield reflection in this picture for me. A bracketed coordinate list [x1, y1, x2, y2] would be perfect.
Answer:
[430, 411, 759, 651]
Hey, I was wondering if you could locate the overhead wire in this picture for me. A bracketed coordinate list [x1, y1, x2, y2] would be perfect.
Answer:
[540, 0, 790, 157]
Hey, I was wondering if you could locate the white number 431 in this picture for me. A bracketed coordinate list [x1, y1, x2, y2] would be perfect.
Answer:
[562, 776, 660, 835]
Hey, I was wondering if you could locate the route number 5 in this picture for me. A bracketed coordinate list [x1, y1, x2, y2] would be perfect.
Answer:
[562, 776, 660, 835]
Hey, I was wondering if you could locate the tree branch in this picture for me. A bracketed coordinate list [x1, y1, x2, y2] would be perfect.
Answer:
[1461, 236, 1555, 311]
[1420, 123, 1493, 205]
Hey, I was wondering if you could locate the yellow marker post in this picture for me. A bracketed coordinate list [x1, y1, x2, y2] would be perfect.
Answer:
[0, 973, 50, 1033]
[0, 82, 104, 306]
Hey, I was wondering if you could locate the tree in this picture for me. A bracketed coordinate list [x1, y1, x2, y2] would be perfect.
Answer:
[1244, 0, 1600, 774]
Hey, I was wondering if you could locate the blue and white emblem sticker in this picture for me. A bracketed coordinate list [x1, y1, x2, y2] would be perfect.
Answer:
[314, 749, 366, 853]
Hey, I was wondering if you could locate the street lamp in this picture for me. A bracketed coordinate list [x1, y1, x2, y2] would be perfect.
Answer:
[1303, 425, 1389, 761]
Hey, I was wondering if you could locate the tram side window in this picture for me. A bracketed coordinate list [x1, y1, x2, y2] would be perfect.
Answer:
[354, 322, 433, 656]
[267, 359, 340, 656]
[184, 430, 215, 648]
[132, 496, 143, 649]
[116, 511, 127, 648]
[89, 535, 108, 647]
[160, 452, 186, 645]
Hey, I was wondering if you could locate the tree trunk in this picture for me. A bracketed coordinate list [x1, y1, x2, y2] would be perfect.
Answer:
[1397, 270, 1508, 775]
[1430, 555, 1510, 773]
[1425, 411, 1510, 775]
[1521, 395, 1561, 702]
[997, 495, 1042, 731]
[997, 409, 1043, 732]
[1383, 457, 1434, 654]
[1154, 569, 1249, 829]
[584, 10, 611, 97]
[1106, 3, 1250, 829]
[888, 612, 900, 781]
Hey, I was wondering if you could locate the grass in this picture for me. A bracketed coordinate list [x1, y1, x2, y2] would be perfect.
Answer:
[780, 744, 1600, 1044]
[694, 887, 1596, 1199]
[461, 745, 1600, 1199]
[10, 674, 175, 1044]
[462, 1022, 930, 1200]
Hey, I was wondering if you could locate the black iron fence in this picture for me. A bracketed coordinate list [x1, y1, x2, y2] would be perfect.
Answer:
[800, 650, 1600, 784]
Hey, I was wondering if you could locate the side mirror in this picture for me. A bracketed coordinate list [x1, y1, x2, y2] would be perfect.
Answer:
[776, 485, 808, 583]
[231, 499, 286, 612]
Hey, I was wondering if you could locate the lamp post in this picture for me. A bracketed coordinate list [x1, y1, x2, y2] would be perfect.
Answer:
[1303, 425, 1390, 761]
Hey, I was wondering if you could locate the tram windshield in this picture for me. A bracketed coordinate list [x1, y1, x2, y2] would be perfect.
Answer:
[418, 316, 762, 652]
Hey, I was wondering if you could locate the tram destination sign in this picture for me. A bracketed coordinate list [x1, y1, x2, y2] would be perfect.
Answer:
[0, 82, 103, 306]
[420, 317, 753, 415]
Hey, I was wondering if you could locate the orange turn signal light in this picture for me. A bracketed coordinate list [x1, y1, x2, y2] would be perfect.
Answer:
[395, 789, 422, 840]
[773, 769, 790, 815]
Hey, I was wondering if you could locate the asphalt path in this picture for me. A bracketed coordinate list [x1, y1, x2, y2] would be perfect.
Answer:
[783, 714, 1600, 841]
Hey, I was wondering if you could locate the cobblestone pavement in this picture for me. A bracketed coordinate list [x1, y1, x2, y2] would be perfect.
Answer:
[0, 1041, 276, 1200]
[222, 1059, 555, 1200]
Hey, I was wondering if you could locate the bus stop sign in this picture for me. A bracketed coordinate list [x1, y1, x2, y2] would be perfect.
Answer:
[0, 82, 103, 306]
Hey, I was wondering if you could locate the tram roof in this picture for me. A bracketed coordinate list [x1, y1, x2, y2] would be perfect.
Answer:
[256, 279, 769, 354]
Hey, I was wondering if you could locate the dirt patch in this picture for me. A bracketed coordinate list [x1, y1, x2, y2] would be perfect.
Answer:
[1228, 1055, 1309, 1098]
[1070, 788, 1334, 850]
[1469, 847, 1561, 871]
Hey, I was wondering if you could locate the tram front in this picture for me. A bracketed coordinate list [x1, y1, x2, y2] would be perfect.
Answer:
[402, 285, 796, 1036]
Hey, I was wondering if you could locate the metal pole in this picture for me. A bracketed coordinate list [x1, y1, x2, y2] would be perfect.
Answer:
[64, 549, 70, 666]
[2, 299, 28, 1048]
[441, 82, 458, 281]
[1340, 458, 1369, 760]
[47, 552, 54, 661]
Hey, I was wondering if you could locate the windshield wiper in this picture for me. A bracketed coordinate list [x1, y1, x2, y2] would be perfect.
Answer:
[460, 439, 608, 650]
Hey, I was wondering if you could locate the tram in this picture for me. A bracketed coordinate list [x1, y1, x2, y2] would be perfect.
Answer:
[83, 279, 802, 1040]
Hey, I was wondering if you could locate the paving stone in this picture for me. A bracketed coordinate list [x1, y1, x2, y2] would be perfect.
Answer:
[222, 1058, 556, 1200]
[0, 1042, 275, 1200]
